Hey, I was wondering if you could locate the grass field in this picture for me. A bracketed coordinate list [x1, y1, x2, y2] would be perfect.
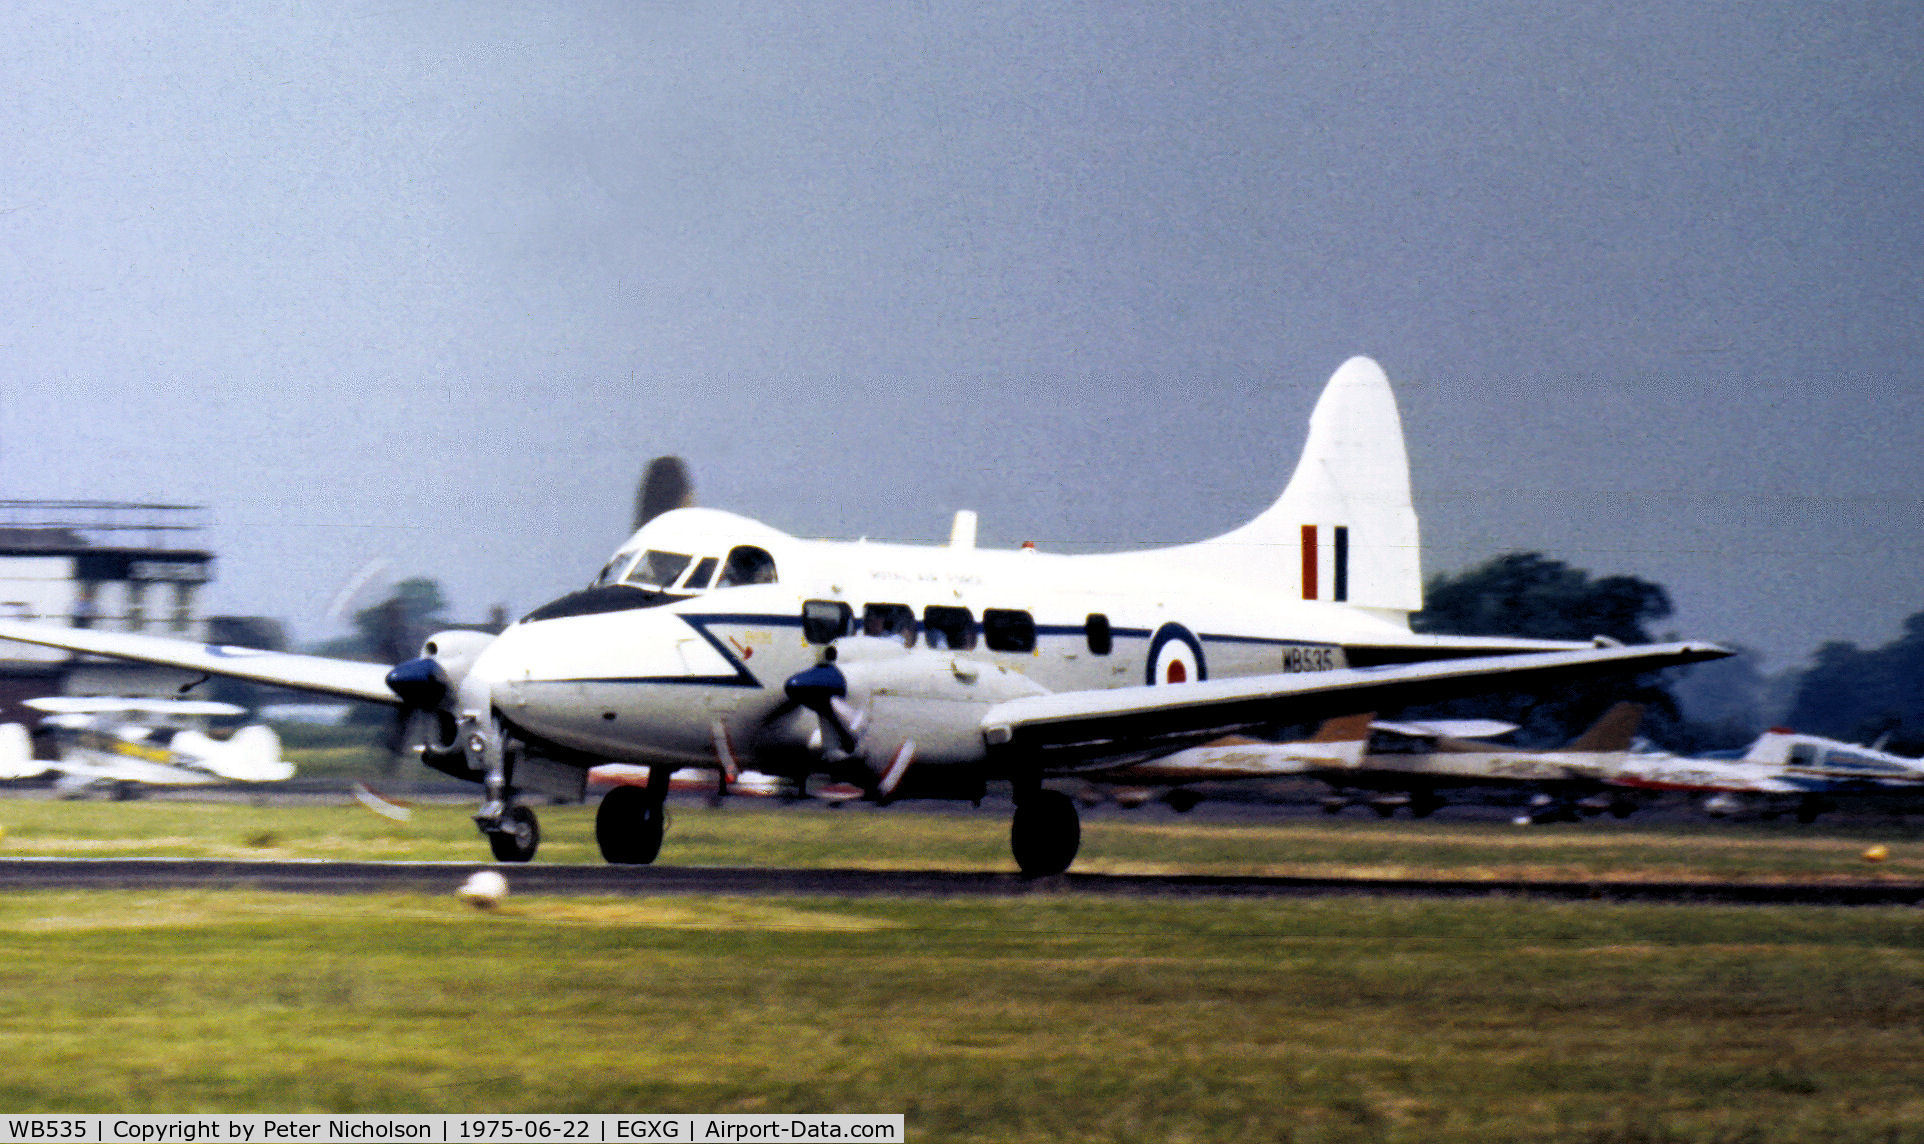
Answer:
[0, 889, 1919, 1141]
[2, 799, 1924, 1139]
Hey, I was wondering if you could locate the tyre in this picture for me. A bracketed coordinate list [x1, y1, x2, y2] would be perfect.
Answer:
[1011, 789, 1080, 877]
[488, 804, 540, 863]
[596, 784, 666, 865]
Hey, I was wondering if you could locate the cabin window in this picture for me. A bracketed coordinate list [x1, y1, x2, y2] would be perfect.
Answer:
[718, 545, 778, 587]
[623, 550, 692, 591]
[685, 556, 720, 591]
[1085, 613, 1113, 656]
[802, 600, 856, 644]
[1788, 743, 1819, 769]
[983, 608, 1036, 653]
[862, 603, 918, 646]
[923, 605, 975, 650]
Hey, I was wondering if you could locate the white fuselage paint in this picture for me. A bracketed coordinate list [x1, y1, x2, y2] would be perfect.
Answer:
[469, 507, 1430, 772]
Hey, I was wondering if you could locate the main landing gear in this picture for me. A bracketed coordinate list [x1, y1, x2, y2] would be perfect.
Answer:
[595, 767, 672, 864]
[1011, 786, 1080, 877]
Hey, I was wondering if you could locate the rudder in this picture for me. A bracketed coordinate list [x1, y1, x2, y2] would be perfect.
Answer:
[1206, 356, 1423, 614]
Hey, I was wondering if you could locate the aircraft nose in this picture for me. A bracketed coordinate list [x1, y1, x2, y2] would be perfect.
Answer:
[385, 656, 448, 708]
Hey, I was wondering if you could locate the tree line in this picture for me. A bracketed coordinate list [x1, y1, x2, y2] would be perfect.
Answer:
[1416, 552, 1924, 755]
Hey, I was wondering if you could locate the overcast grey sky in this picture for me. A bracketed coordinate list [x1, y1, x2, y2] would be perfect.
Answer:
[2, 2, 1919, 669]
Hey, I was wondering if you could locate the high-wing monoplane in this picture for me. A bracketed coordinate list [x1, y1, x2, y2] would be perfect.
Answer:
[0, 357, 1726, 872]
[0, 697, 291, 797]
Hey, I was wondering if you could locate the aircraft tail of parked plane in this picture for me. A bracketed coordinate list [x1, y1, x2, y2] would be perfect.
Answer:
[0, 722, 35, 780]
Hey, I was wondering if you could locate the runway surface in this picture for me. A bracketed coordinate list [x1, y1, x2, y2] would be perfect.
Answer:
[1, 858, 1921, 906]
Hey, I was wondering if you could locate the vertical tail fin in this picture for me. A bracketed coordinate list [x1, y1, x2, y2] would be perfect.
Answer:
[1206, 356, 1423, 614]
[1566, 703, 1645, 752]
[0, 723, 41, 779]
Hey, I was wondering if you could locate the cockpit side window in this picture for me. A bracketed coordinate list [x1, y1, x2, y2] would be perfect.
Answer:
[718, 545, 778, 587]
[623, 551, 693, 591]
[685, 556, 720, 592]
[593, 551, 639, 588]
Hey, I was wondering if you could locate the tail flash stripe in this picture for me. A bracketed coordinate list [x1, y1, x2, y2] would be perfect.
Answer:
[1300, 524, 1318, 600]
[1334, 526, 1349, 602]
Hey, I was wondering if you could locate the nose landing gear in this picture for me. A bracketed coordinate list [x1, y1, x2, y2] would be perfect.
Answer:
[468, 713, 540, 864]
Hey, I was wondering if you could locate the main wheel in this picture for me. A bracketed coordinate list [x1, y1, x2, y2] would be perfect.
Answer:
[596, 784, 666, 865]
[488, 805, 540, 863]
[1011, 789, 1080, 877]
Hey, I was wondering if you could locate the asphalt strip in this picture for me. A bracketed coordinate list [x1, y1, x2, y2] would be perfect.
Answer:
[0, 859, 1920, 906]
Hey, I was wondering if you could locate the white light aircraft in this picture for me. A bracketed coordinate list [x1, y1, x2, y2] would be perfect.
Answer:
[0, 697, 291, 797]
[0, 357, 1726, 872]
[1613, 728, 1924, 822]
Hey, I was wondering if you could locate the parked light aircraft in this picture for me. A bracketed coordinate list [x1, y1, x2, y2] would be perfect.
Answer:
[1612, 728, 1924, 822]
[0, 357, 1726, 872]
[1309, 702, 1646, 821]
[0, 697, 291, 797]
[1070, 717, 1520, 810]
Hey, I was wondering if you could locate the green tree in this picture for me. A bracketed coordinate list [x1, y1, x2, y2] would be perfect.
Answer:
[353, 577, 449, 665]
[1409, 553, 1684, 745]
[1786, 612, 1924, 753]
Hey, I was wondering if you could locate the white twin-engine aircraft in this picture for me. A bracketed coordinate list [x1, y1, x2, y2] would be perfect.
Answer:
[0, 358, 1727, 873]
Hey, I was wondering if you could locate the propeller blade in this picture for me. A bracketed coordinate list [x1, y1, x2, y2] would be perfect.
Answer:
[782, 663, 859, 754]
[634, 456, 694, 531]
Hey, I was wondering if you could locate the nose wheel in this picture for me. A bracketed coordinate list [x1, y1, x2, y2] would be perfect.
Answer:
[486, 804, 540, 863]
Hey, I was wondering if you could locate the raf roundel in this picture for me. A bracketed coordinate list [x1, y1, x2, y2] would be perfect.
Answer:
[1145, 624, 1206, 686]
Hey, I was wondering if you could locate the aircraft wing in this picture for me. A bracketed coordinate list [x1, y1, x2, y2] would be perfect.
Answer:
[983, 641, 1727, 774]
[0, 621, 400, 705]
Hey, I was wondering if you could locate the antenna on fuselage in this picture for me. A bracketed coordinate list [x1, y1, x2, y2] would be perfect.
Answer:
[949, 510, 977, 550]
